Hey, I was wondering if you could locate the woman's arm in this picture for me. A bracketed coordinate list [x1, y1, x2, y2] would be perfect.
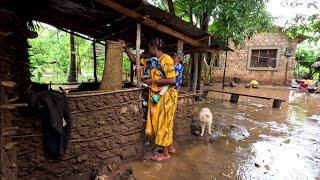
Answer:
[144, 77, 176, 86]
[124, 46, 137, 65]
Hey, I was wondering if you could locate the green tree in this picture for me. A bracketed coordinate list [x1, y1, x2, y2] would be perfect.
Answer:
[67, 33, 77, 82]
[166, 0, 274, 46]
[295, 44, 320, 79]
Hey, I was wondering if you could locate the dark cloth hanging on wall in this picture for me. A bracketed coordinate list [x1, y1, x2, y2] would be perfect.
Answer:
[27, 91, 72, 159]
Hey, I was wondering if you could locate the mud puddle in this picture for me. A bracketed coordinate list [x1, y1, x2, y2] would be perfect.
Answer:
[130, 87, 320, 179]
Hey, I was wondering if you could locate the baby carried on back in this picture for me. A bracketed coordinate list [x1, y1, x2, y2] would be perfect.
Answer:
[143, 56, 182, 103]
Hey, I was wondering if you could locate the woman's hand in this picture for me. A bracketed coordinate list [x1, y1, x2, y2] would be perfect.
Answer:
[143, 79, 154, 86]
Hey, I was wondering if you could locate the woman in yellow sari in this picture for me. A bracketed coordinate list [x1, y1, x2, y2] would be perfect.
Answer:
[144, 38, 178, 161]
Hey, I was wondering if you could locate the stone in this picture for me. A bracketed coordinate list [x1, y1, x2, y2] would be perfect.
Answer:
[77, 154, 89, 162]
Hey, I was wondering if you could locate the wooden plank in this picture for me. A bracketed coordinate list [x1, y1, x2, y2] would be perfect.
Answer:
[207, 89, 286, 101]
[136, 23, 141, 86]
[96, 0, 202, 46]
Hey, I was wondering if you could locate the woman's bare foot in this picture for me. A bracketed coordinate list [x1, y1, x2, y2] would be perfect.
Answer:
[151, 153, 170, 162]
[168, 146, 176, 154]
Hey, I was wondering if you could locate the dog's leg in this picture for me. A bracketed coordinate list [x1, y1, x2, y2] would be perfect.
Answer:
[207, 121, 212, 135]
[200, 123, 205, 136]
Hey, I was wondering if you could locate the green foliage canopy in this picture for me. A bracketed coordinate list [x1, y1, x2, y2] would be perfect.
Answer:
[150, 0, 274, 47]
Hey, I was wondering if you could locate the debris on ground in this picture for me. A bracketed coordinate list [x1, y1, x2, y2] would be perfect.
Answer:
[228, 124, 250, 141]
[220, 172, 233, 178]
[282, 139, 291, 144]
[309, 115, 320, 121]
[249, 103, 265, 108]
[254, 162, 262, 168]
[233, 114, 246, 121]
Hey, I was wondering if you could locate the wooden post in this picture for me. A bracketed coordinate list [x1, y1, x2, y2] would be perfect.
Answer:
[136, 23, 141, 86]
[130, 62, 134, 83]
[196, 53, 202, 92]
[177, 39, 183, 53]
[284, 59, 289, 85]
[192, 52, 199, 93]
[93, 40, 98, 83]
[188, 53, 194, 91]
[222, 50, 228, 89]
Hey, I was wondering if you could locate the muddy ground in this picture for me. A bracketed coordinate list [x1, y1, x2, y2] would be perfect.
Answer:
[129, 85, 320, 180]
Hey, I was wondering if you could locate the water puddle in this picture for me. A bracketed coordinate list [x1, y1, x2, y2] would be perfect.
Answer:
[130, 87, 320, 179]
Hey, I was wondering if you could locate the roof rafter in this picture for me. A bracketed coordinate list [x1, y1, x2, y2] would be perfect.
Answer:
[95, 0, 202, 47]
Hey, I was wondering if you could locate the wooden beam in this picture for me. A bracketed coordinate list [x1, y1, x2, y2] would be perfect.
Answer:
[194, 46, 219, 54]
[96, 0, 202, 46]
[136, 23, 141, 86]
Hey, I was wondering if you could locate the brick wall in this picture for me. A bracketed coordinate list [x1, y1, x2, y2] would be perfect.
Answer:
[3, 89, 197, 179]
[213, 32, 298, 85]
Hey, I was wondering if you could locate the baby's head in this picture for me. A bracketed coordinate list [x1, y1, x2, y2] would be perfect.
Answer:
[174, 52, 184, 64]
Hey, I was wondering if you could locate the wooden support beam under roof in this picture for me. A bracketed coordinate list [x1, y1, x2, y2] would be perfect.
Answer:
[96, 0, 202, 47]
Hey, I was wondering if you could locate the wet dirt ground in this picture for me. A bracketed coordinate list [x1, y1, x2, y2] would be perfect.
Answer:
[129, 85, 320, 180]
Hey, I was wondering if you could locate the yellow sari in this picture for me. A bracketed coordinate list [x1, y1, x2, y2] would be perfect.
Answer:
[145, 54, 178, 147]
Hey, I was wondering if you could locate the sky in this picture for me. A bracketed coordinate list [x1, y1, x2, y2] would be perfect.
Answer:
[267, 0, 319, 26]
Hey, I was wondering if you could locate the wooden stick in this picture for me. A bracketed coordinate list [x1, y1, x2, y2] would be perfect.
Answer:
[0, 32, 13, 37]
[0, 103, 28, 110]
[0, 81, 16, 88]
[136, 23, 141, 86]
[8, 96, 19, 103]
[70, 100, 143, 114]
[66, 87, 143, 97]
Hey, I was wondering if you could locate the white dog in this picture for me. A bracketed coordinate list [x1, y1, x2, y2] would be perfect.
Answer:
[198, 108, 213, 136]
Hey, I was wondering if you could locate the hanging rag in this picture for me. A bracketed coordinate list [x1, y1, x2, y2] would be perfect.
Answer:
[28, 91, 72, 159]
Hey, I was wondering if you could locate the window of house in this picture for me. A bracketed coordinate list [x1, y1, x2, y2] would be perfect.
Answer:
[247, 47, 280, 70]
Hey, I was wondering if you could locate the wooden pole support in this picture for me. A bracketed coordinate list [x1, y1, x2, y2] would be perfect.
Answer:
[230, 94, 239, 103]
[0, 103, 28, 109]
[272, 99, 282, 108]
[136, 23, 141, 86]
[177, 39, 184, 53]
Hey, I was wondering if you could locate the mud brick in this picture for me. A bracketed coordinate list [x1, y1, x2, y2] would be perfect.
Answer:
[120, 148, 136, 160]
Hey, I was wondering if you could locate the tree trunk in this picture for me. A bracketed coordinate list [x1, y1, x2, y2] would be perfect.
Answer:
[196, 53, 203, 92]
[192, 52, 199, 93]
[99, 40, 125, 91]
[67, 33, 77, 82]
[200, 11, 209, 31]
[189, 3, 193, 24]
[93, 40, 98, 83]
[167, 0, 175, 15]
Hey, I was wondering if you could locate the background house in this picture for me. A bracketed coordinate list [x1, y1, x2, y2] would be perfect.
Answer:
[213, 30, 303, 85]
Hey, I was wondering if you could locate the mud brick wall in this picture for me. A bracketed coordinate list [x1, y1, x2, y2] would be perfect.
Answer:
[174, 95, 196, 137]
[11, 89, 145, 180]
[213, 31, 298, 85]
[6, 89, 198, 180]
[1, 9, 31, 180]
